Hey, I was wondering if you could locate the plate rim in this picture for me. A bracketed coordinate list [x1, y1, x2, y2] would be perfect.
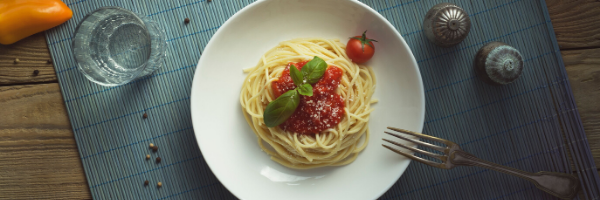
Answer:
[190, 0, 426, 199]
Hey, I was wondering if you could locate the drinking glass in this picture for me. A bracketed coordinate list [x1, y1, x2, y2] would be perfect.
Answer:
[72, 7, 166, 86]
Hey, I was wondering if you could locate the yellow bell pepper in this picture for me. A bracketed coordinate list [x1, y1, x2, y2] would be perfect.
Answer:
[0, 0, 73, 45]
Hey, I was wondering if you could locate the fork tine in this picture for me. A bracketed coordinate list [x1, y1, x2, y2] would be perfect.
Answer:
[382, 144, 442, 168]
[387, 127, 454, 146]
[382, 138, 445, 160]
[384, 131, 446, 152]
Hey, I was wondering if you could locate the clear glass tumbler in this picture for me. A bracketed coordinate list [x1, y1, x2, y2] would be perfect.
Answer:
[72, 7, 166, 87]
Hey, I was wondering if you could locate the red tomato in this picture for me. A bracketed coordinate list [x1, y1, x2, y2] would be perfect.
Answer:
[346, 30, 378, 64]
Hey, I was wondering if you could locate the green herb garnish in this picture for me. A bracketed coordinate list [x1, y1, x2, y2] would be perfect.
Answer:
[290, 65, 304, 85]
[263, 89, 300, 127]
[301, 56, 327, 84]
[264, 56, 327, 127]
[297, 83, 313, 96]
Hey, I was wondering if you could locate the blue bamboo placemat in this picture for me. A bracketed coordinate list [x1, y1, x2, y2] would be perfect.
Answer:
[45, 0, 600, 199]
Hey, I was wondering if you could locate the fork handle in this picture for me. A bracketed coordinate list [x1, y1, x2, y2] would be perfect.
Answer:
[451, 150, 580, 199]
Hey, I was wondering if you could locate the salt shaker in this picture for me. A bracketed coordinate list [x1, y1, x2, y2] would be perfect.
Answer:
[423, 3, 471, 47]
[474, 42, 524, 85]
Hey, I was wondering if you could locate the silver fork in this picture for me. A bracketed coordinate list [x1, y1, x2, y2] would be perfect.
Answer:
[382, 127, 580, 200]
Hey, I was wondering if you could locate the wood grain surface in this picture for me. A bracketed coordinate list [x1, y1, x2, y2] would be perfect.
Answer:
[0, 33, 57, 85]
[546, 0, 600, 49]
[0, 84, 92, 199]
[0, 0, 598, 199]
[562, 48, 600, 166]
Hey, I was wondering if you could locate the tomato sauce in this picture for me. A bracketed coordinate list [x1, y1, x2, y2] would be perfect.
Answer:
[272, 61, 345, 134]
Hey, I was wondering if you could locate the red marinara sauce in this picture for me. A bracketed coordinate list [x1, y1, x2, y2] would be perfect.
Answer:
[272, 61, 345, 134]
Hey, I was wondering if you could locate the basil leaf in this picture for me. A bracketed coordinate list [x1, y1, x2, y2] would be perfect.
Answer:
[289, 65, 303, 86]
[301, 56, 328, 84]
[264, 89, 300, 127]
[297, 83, 313, 96]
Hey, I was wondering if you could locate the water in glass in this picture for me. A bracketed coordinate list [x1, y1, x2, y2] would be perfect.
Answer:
[72, 7, 166, 86]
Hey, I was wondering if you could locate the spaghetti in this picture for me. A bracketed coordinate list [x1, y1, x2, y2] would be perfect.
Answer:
[240, 38, 376, 169]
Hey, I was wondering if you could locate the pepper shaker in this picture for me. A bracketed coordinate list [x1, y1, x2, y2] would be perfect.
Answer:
[474, 42, 524, 85]
[423, 3, 471, 47]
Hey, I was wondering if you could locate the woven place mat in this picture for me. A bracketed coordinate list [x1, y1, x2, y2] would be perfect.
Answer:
[45, 0, 599, 199]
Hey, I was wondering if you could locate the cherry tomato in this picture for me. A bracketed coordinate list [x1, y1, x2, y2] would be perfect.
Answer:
[346, 30, 378, 64]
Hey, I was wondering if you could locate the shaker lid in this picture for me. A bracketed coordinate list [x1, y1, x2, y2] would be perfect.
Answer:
[474, 42, 524, 85]
[424, 3, 471, 47]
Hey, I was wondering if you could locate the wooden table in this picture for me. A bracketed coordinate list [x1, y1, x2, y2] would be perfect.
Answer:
[0, 1, 598, 199]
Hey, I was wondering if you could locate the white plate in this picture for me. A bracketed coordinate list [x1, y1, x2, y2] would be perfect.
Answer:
[190, 0, 425, 199]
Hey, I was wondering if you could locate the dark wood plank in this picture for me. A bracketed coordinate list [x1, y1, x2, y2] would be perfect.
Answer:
[0, 83, 92, 199]
[546, 0, 600, 49]
[0, 33, 57, 85]
[562, 48, 600, 168]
